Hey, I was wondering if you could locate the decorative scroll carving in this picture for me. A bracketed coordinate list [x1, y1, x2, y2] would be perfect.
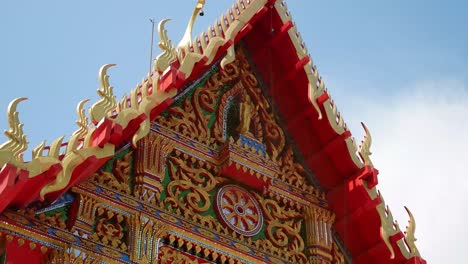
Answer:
[90, 207, 129, 251]
[90, 151, 133, 195]
[165, 150, 224, 214]
[255, 193, 307, 262]
[155, 63, 240, 146]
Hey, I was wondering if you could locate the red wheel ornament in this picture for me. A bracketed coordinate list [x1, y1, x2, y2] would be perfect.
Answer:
[215, 185, 263, 237]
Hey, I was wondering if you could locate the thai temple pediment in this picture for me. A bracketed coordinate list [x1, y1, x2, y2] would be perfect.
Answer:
[0, 1, 425, 263]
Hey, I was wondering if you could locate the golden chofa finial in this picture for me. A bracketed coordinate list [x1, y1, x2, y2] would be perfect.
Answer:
[90, 64, 117, 124]
[0, 97, 28, 163]
[359, 122, 374, 167]
[178, 0, 206, 49]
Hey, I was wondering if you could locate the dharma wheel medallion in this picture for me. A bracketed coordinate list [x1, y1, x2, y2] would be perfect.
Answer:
[215, 185, 263, 237]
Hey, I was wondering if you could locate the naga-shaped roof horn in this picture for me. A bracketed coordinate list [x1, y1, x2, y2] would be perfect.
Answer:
[178, 0, 206, 50]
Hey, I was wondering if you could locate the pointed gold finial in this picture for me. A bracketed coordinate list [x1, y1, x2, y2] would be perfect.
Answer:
[359, 122, 374, 167]
[178, 0, 206, 49]
[154, 19, 177, 73]
[90, 64, 117, 124]
[404, 206, 420, 256]
[0, 97, 28, 162]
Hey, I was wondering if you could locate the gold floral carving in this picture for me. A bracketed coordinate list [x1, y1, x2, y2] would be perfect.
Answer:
[165, 150, 225, 214]
[90, 207, 128, 251]
[255, 193, 307, 262]
[155, 63, 239, 146]
[90, 151, 133, 195]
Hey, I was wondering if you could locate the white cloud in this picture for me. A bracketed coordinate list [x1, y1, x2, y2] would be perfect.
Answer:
[345, 80, 468, 264]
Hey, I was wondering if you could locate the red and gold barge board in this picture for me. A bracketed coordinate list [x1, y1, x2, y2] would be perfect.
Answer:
[0, 0, 425, 263]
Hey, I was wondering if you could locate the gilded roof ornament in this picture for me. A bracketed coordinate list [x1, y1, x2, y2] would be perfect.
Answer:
[0, 97, 28, 163]
[404, 206, 420, 257]
[178, 0, 206, 50]
[359, 122, 374, 167]
[377, 191, 400, 259]
[154, 19, 177, 72]
[75, 99, 90, 139]
[308, 83, 323, 120]
[32, 140, 46, 159]
[90, 64, 117, 124]
[68, 99, 90, 153]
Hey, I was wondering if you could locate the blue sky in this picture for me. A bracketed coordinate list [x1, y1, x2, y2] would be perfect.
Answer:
[1, 1, 467, 263]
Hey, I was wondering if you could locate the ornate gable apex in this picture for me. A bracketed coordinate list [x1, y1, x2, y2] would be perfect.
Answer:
[0, 1, 425, 264]
[152, 43, 323, 202]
